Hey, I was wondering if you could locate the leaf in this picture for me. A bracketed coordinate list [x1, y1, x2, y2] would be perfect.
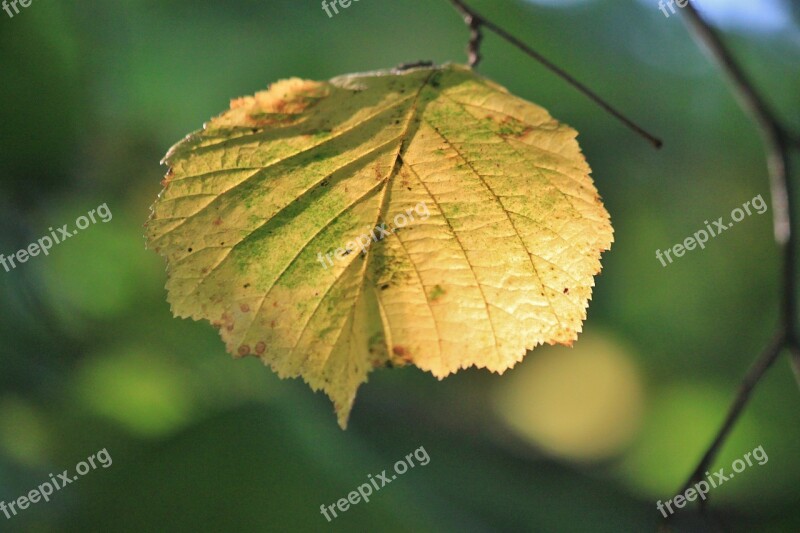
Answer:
[145, 64, 613, 428]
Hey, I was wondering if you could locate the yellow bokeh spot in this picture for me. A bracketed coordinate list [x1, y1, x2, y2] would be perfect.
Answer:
[0, 397, 50, 467]
[72, 347, 194, 438]
[493, 331, 644, 462]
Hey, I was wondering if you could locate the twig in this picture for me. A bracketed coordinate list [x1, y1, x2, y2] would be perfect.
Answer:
[671, 1, 800, 516]
[677, 332, 785, 507]
[447, 0, 663, 148]
[393, 60, 435, 72]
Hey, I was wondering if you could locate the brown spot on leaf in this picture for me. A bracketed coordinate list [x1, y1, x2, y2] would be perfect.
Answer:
[392, 346, 413, 363]
[161, 168, 175, 187]
[255, 341, 266, 355]
[240, 303, 250, 313]
[238, 345, 251, 356]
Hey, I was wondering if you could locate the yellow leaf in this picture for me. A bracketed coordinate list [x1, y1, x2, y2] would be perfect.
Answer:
[145, 64, 613, 428]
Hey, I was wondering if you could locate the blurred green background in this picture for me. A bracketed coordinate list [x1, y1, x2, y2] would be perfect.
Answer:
[1, 0, 799, 531]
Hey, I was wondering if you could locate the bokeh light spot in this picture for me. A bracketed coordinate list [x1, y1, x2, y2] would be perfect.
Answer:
[72, 347, 195, 438]
[493, 332, 644, 462]
[0, 397, 50, 467]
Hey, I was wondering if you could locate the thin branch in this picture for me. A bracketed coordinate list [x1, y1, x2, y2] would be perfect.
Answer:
[668, 1, 800, 518]
[461, 7, 483, 68]
[447, 0, 663, 148]
[682, 4, 796, 256]
[677, 332, 785, 504]
[791, 344, 800, 385]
